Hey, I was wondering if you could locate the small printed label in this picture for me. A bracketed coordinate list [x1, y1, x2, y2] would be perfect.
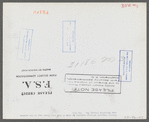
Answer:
[62, 21, 76, 52]
[17, 29, 33, 61]
[65, 74, 121, 94]
[119, 50, 133, 82]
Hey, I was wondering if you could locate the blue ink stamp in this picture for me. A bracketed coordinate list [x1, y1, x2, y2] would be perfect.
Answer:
[62, 20, 76, 53]
[17, 29, 33, 61]
[119, 50, 133, 82]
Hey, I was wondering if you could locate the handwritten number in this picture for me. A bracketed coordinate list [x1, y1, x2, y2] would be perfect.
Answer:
[75, 62, 79, 67]
[85, 59, 90, 65]
[91, 59, 96, 64]
[101, 57, 107, 62]
[67, 62, 75, 68]
[110, 57, 115, 62]
[102, 57, 115, 62]
[80, 62, 84, 67]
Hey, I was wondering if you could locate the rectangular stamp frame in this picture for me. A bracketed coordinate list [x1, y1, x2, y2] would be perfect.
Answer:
[119, 50, 133, 82]
[64, 73, 121, 94]
[62, 20, 76, 53]
[17, 28, 33, 61]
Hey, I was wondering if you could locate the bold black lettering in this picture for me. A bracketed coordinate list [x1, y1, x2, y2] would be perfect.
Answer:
[36, 81, 41, 88]
[25, 81, 31, 88]
[45, 81, 50, 88]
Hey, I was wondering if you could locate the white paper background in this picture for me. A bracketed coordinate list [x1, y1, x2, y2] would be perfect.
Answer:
[3, 3, 146, 119]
